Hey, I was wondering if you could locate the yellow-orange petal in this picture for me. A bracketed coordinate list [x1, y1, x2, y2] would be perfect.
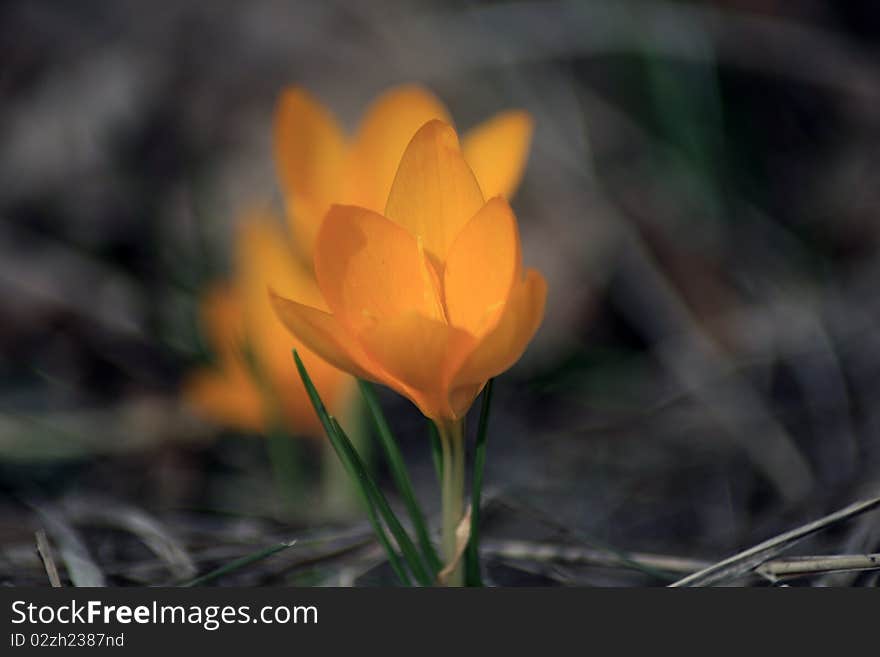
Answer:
[236, 211, 325, 313]
[462, 110, 534, 200]
[182, 368, 265, 432]
[344, 85, 453, 213]
[444, 197, 521, 337]
[358, 311, 474, 420]
[269, 291, 376, 382]
[384, 120, 485, 264]
[235, 212, 325, 386]
[452, 268, 547, 389]
[273, 88, 347, 256]
[197, 283, 245, 360]
[314, 204, 444, 331]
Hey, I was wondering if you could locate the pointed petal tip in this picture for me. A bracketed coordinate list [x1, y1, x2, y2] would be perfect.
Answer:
[415, 118, 462, 150]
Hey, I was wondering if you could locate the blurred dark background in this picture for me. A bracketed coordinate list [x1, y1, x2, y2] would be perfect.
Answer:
[2, 0, 880, 586]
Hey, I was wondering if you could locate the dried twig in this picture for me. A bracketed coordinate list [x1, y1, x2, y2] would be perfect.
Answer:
[670, 495, 880, 587]
[482, 539, 706, 575]
[482, 539, 880, 582]
[758, 554, 880, 581]
[29, 502, 106, 587]
[34, 529, 62, 587]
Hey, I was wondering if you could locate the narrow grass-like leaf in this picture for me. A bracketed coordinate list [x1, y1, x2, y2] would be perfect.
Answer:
[181, 540, 296, 587]
[359, 380, 441, 575]
[465, 379, 493, 586]
[292, 351, 410, 585]
[328, 445, 412, 586]
[330, 417, 433, 586]
[293, 351, 427, 585]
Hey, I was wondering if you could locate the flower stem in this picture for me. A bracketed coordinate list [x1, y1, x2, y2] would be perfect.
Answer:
[437, 417, 466, 586]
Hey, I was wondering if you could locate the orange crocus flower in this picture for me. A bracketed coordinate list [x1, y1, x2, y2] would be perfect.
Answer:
[186, 84, 534, 432]
[184, 211, 352, 438]
[270, 120, 547, 422]
[274, 84, 534, 261]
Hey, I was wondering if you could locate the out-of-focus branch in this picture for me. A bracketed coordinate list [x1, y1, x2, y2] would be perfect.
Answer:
[482, 539, 880, 582]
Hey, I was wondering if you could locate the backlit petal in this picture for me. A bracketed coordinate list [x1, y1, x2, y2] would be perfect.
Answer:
[236, 212, 325, 311]
[344, 85, 452, 213]
[358, 312, 474, 419]
[183, 368, 265, 432]
[236, 213, 324, 384]
[270, 291, 375, 382]
[444, 197, 521, 337]
[463, 110, 534, 200]
[273, 88, 347, 255]
[384, 120, 484, 264]
[452, 268, 547, 389]
[314, 204, 445, 332]
[198, 283, 245, 360]
[236, 213, 355, 433]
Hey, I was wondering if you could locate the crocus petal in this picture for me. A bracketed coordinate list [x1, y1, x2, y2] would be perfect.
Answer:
[236, 213, 354, 434]
[269, 291, 376, 382]
[358, 311, 475, 419]
[236, 213, 325, 385]
[463, 110, 534, 200]
[236, 212, 325, 312]
[198, 283, 245, 361]
[183, 368, 265, 432]
[314, 204, 445, 331]
[444, 196, 521, 337]
[344, 85, 452, 213]
[452, 268, 547, 389]
[384, 120, 485, 264]
[274, 88, 347, 256]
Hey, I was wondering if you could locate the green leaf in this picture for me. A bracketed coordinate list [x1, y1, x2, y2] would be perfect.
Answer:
[293, 350, 429, 585]
[330, 417, 433, 586]
[465, 379, 494, 586]
[359, 380, 441, 575]
[180, 540, 296, 587]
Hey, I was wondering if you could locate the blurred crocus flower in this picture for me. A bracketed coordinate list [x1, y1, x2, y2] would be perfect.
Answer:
[271, 120, 547, 421]
[184, 211, 353, 438]
[182, 282, 266, 431]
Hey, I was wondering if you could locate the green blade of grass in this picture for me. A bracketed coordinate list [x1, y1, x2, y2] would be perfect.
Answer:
[359, 380, 441, 575]
[293, 350, 429, 586]
[329, 416, 433, 586]
[180, 540, 297, 587]
[330, 444, 413, 587]
[465, 379, 493, 586]
[292, 352, 411, 586]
